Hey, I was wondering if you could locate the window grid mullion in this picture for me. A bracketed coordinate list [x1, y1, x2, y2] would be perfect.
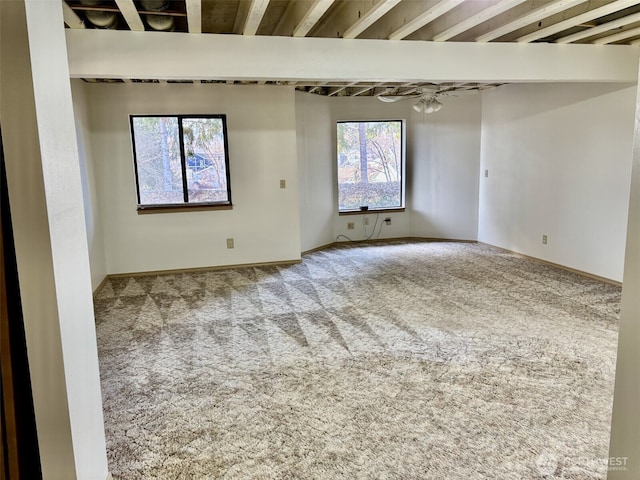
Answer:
[177, 117, 189, 203]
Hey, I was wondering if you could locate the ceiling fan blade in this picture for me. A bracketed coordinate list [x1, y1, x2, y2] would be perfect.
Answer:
[377, 96, 404, 102]
[377, 95, 418, 103]
[438, 89, 480, 97]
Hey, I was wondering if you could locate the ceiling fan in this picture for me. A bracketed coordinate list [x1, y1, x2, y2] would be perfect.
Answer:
[377, 85, 481, 114]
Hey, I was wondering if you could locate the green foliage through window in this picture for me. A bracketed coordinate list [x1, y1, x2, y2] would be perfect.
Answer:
[130, 115, 231, 209]
[337, 120, 404, 212]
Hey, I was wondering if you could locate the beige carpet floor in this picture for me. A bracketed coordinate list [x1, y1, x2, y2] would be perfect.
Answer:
[94, 241, 621, 479]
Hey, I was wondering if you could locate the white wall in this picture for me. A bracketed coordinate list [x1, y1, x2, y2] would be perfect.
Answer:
[1, 1, 108, 478]
[72, 80, 107, 291]
[87, 83, 301, 274]
[479, 83, 636, 281]
[296, 91, 334, 252]
[411, 94, 482, 240]
[326, 94, 482, 243]
[330, 96, 413, 242]
[608, 74, 640, 479]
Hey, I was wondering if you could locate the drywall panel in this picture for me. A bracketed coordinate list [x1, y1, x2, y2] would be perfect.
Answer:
[330, 96, 413, 242]
[71, 80, 107, 291]
[66, 28, 640, 84]
[608, 72, 640, 479]
[88, 83, 301, 274]
[327, 94, 481, 242]
[2, 1, 109, 478]
[296, 92, 334, 252]
[478, 83, 636, 281]
[411, 94, 482, 240]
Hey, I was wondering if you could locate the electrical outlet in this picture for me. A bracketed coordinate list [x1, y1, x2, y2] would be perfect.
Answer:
[226, 238, 234, 249]
[347, 222, 355, 230]
[364, 217, 369, 226]
[542, 234, 548, 245]
[484, 169, 489, 178]
[280, 179, 286, 189]
[384, 217, 391, 225]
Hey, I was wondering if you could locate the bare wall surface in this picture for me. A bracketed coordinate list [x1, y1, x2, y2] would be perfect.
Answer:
[411, 94, 482, 240]
[1, 0, 108, 478]
[608, 77, 640, 479]
[325, 94, 482, 243]
[71, 80, 107, 291]
[87, 83, 301, 274]
[478, 83, 636, 282]
[296, 92, 334, 252]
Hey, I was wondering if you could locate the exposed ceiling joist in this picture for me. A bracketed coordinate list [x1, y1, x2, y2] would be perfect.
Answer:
[62, 1, 85, 29]
[351, 83, 384, 96]
[556, 10, 640, 43]
[343, 0, 401, 39]
[389, 0, 465, 40]
[328, 82, 358, 96]
[243, 0, 271, 35]
[185, 0, 202, 34]
[293, 0, 336, 37]
[476, 0, 589, 42]
[114, 0, 145, 32]
[594, 25, 640, 44]
[517, 0, 640, 43]
[434, 0, 526, 42]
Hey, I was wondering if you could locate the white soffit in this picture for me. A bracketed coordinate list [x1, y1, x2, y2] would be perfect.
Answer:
[65, 29, 640, 84]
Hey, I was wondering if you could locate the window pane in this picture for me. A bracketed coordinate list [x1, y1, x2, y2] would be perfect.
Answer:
[182, 118, 230, 204]
[337, 121, 402, 211]
[132, 117, 184, 205]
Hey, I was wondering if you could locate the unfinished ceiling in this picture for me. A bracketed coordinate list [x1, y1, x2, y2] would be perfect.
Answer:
[63, 0, 640, 96]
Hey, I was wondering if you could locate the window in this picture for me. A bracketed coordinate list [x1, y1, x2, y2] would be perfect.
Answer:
[337, 120, 404, 213]
[130, 115, 231, 211]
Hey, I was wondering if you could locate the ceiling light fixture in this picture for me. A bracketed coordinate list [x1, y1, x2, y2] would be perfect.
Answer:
[413, 97, 442, 114]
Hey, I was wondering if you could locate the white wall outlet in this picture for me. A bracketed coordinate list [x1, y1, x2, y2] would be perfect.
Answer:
[384, 217, 391, 225]
[347, 222, 355, 230]
[364, 217, 369, 226]
[542, 234, 548, 245]
[226, 238, 234, 249]
[484, 169, 489, 178]
[280, 179, 286, 189]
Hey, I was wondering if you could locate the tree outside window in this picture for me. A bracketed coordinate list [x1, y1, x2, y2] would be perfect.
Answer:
[337, 120, 404, 212]
[130, 115, 231, 211]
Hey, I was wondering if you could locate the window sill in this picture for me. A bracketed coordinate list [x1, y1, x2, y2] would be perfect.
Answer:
[338, 208, 405, 216]
[137, 203, 233, 214]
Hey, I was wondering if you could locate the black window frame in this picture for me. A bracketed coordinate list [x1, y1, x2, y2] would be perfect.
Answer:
[130, 114, 232, 212]
[336, 119, 406, 215]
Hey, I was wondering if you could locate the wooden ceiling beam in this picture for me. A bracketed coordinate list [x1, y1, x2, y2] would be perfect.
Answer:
[185, 0, 202, 34]
[476, 0, 589, 42]
[62, 1, 85, 29]
[433, 0, 526, 42]
[517, 0, 640, 43]
[389, 0, 465, 40]
[114, 0, 145, 32]
[328, 82, 358, 96]
[243, 0, 271, 35]
[67, 29, 640, 83]
[351, 83, 384, 96]
[293, 0, 337, 37]
[343, 0, 401, 39]
[556, 10, 640, 43]
[595, 25, 640, 45]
